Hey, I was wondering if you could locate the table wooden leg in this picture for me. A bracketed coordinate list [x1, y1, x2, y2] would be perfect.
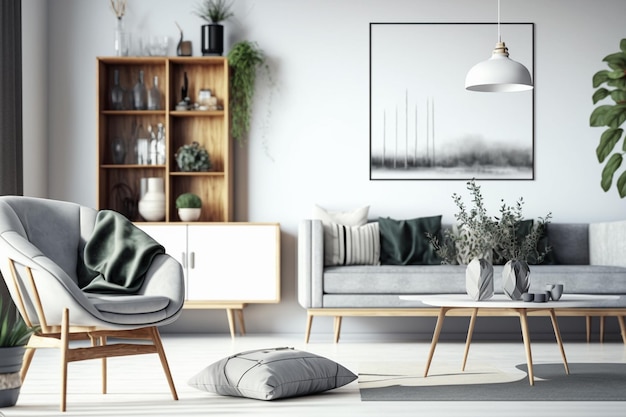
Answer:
[586, 316, 591, 343]
[424, 307, 449, 378]
[548, 309, 569, 375]
[462, 308, 478, 371]
[517, 309, 534, 386]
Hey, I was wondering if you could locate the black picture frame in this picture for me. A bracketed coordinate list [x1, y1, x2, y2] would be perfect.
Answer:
[370, 22, 535, 181]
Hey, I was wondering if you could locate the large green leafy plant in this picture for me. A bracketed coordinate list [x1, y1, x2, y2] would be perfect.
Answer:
[590, 38, 626, 198]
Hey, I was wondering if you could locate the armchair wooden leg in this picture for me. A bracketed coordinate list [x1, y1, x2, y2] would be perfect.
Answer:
[100, 336, 107, 394]
[60, 308, 70, 412]
[20, 346, 36, 383]
[149, 327, 178, 401]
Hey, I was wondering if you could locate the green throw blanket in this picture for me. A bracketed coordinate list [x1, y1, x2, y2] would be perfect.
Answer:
[78, 210, 165, 294]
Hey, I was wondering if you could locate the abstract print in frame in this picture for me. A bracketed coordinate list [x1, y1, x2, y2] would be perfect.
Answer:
[370, 23, 535, 180]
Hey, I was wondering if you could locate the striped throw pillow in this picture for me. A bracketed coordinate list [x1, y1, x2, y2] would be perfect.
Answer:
[325, 222, 380, 266]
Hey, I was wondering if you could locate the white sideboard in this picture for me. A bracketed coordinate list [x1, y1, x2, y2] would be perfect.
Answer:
[138, 222, 281, 336]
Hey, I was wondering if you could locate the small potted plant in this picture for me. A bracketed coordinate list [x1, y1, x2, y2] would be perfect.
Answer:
[175, 141, 211, 172]
[0, 297, 35, 407]
[176, 193, 202, 222]
[193, 0, 234, 56]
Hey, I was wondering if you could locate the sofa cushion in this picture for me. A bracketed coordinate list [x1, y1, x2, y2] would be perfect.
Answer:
[378, 216, 442, 265]
[325, 222, 380, 266]
[188, 347, 357, 400]
[312, 204, 369, 266]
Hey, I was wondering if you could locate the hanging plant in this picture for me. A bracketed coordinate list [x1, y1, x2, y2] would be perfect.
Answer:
[590, 38, 626, 198]
[228, 40, 268, 145]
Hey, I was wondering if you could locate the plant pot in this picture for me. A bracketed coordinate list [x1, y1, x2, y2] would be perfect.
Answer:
[502, 260, 531, 300]
[465, 258, 494, 301]
[0, 346, 25, 407]
[201, 24, 224, 56]
[178, 208, 201, 222]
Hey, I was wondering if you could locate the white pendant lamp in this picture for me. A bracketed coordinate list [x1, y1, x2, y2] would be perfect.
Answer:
[465, 0, 533, 92]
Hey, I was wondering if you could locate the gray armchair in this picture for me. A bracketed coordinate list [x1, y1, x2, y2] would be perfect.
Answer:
[0, 196, 184, 411]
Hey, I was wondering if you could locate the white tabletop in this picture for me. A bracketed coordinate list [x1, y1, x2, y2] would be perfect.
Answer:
[400, 294, 620, 309]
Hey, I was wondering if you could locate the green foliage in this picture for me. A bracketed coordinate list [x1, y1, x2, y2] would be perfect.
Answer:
[428, 180, 552, 264]
[175, 142, 211, 172]
[590, 38, 626, 198]
[176, 193, 202, 209]
[428, 180, 499, 264]
[228, 41, 268, 145]
[493, 198, 552, 262]
[193, 0, 234, 24]
[0, 296, 33, 347]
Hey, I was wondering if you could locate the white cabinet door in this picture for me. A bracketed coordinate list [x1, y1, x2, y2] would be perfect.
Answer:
[138, 224, 189, 298]
[186, 224, 280, 302]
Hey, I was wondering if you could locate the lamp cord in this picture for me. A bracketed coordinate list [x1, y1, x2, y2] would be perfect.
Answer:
[497, 0, 501, 42]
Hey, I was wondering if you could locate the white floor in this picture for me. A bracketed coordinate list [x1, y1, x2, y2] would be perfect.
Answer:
[3, 333, 626, 417]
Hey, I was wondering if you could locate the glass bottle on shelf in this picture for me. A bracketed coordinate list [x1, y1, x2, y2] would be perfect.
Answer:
[132, 70, 147, 110]
[111, 69, 125, 110]
[147, 76, 161, 110]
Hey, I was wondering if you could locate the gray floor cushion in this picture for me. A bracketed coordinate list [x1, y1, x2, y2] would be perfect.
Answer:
[188, 347, 357, 400]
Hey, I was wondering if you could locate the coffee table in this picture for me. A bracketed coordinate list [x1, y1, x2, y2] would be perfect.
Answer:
[400, 294, 618, 386]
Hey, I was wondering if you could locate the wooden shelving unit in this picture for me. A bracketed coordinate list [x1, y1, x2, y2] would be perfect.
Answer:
[96, 56, 232, 222]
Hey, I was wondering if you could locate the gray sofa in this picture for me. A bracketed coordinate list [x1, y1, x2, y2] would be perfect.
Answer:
[298, 219, 626, 342]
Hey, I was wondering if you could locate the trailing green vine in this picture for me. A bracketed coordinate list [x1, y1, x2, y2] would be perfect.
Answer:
[228, 40, 269, 146]
[590, 38, 626, 198]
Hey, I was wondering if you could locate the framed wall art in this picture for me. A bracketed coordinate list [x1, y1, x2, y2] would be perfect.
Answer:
[370, 23, 535, 180]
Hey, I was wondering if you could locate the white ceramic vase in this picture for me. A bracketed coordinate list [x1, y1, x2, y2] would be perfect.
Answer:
[138, 177, 165, 221]
[465, 258, 494, 301]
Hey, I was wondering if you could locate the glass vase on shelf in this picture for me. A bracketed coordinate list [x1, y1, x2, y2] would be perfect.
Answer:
[111, 69, 125, 110]
[147, 76, 161, 110]
[114, 18, 130, 56]
[132, 70, 147, 110]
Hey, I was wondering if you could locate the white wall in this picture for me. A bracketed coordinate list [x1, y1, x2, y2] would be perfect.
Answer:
[23, 0, 626, 338]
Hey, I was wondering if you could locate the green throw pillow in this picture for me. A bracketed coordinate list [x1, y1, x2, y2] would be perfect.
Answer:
[378, 215, 442, 265]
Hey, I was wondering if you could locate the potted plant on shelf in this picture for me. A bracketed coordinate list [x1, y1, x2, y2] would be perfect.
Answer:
[175, 142, 211, 172]
[589, 38, 626, 198]
[0, 296, 35, 407]
[176, 193, 202, 222]
[193, 0, 234, 56]
[228, 40, 269, 146]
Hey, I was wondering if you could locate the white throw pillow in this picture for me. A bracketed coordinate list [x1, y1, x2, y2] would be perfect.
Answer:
[311, 204, 369, 226]
[311, 205, 370, 265]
